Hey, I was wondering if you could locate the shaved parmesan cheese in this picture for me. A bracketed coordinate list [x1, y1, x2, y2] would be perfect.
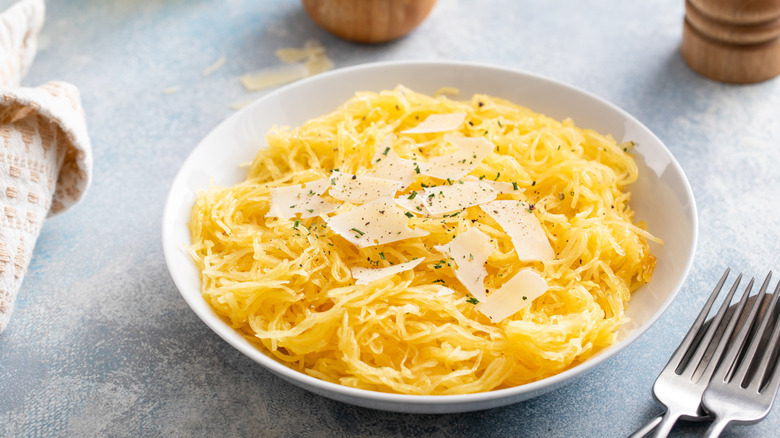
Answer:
[423, 181, 497, 214]
[241, 63, 308, 91]
[419, 135, 494, 180]
[464, 176, 520, 195]
[434, 286, 456, 297]
[274, 40, 333, 76]
[267, 179, 337, 219]
[351, 258, 423, 285]
[480, 200, 554, 261]
[241, 41, 332, 92]
[276, 40, 326, 63]
[434, 227, 494, 301]
[394, 191, 430, 215]
[401, 113, 467, 134]
[305, 54, 334, 75]
[366, 135, 417, 189]
[202, 56, 226, 76]
[327, 198, 429, 248]
[328, 171, 402, 204]
[476, 269, 548, 323]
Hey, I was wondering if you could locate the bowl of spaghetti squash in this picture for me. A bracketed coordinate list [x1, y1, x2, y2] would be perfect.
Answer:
[162, 61, 697, 413]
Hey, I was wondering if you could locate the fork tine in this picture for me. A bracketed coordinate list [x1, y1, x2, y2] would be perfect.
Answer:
[719, 272, 777, 390]
[749, 277, 780, 395]
[665, 268, 732, 372]
[693, 274, 758, 385]
[678, 273, 751, 381]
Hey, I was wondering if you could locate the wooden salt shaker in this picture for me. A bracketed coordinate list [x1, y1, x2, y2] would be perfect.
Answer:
[681, 0, 780, 83]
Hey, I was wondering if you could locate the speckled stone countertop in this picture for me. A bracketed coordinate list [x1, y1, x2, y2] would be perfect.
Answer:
[2, 0, 780, 436]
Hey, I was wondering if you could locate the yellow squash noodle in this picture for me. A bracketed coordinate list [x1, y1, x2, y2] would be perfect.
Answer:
[189, 86, 658, 395]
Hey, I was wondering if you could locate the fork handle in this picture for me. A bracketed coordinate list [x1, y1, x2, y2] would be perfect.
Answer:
[627, 414, 662, 438]
[703, 416, 732, 438]
[649, 410, 682, 438]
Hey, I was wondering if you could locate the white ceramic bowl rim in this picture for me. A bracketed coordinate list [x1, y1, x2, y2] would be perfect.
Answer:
[162, 60, 698, 412]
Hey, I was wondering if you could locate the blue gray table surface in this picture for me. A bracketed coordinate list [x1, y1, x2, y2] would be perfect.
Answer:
[2, 0, 780, 436]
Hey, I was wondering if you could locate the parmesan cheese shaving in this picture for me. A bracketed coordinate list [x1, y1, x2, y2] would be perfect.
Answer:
[423, 182, 497, 215]
[434, 227, 494, 301]
[366, 135, 417, 189]
[464, 176, 520, 195]
[241, 63, 309, 91]
[276, 40, 326, 63]
[351, 258, 424, 285]
[393, 191, 429, 215]
[242, 41, 333, 92]
[327, 198, 428, 248]
[480, 200, 554, 262]
[419, 135, 494, 180]
[305, 54, 334, 75]
[275, 40, 333, 76]
[434, 285, 457, 297]
[267, 179, 337, 219]
[328, 171, 402, 204]
[476, 269, 548, 323]
[202, 56, 226, 76]
[401, 112, 467, 134]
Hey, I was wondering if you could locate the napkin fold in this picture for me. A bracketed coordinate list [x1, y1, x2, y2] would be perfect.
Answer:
[0, 0, 93, 332]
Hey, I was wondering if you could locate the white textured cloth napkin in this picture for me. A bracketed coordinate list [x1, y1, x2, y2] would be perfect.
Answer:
[0, 0, 93, 332]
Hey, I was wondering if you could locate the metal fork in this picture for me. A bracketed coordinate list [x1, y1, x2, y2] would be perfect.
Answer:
[700, 272, 780, 437]
[630, 268, 755, 438]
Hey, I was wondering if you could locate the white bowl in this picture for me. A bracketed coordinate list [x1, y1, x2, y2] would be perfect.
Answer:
[162, 60, 697, 414]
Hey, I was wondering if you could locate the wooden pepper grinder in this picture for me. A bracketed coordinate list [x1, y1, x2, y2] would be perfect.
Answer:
[681, 0, 780, 83]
